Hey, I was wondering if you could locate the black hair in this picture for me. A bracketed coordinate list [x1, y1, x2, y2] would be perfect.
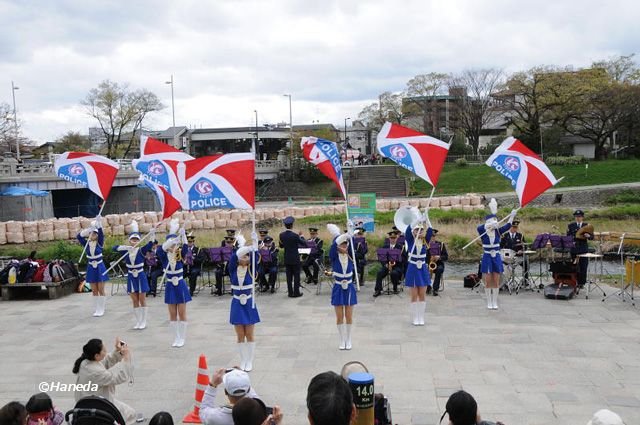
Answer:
[72, 338, 103, 374]
[25, 392, 53, 413]
[307, 371, 353, 425]
[231, 397, 267, 425]
[443, 390, 477, 425]
[285, 223, 293, 229]
[0, 401, 27, 425]
[149, 411, 174, 425]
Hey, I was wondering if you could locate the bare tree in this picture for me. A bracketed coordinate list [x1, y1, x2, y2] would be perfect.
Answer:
[404, 72, 449, 134]
[357, 91, 406, 132]
[449, 69, 505, 155]
[0, 102, 26, 159]
[83, 80, 164, 159]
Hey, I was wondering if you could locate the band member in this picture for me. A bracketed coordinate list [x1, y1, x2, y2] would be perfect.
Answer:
[477, 199, 517, 310]
[279, 216, 307, 298]
[77, 216, 108, 317]
[229, 243, 260, 372]
[258, 236, 278, 293]
[258, 228, 269, 248]
[327, 224, 357, 350]
[112, 221, 154, 329]
[158, 219, 192, 347]
[374, 231, 404, 297]
[215, 235, 237, 296]
[184, 233, 205, 296]
[404, 218, 433, 326]
[567, 209, 593, 287]
[221, 229, 238, 248]
[145, 241, 163, 297]
[354, 228, 368, 286]
[428, 229, 448, 296]
[500, 220, 529, 279]
[302, 227, 323, 284]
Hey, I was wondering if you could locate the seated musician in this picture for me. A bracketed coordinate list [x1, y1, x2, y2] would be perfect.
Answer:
[499, 220, 529, 280]
[374, 230, 404, 297]
[145, 241, 163, 297]
[258, 228, 269, 247]
[220, 229, 239, 248]
[567, 209, 593, 288]
[354, 228, 368, 286]
[428, 229, 448, 296]
[302, 227, 324, 285]
[258, 236, 279, 293]
[184, 233, 206, 296]
[215, 235, 237, 296]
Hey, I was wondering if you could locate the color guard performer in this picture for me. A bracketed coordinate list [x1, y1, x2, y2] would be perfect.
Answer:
[112, 221, 154, 329]
[428, 229, 448, 296]
[567, 209, 593, 287]
[477, 199, 517, 310]
[404, 215, 433, 326]
[77, 216, 108, 317]
[327, 224, 357, 350]
[158, 219, 192, 347]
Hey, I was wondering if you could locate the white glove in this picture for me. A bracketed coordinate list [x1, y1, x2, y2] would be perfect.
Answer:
[252, 238, 259, 250]
[149, 228, 156, 241]
[80, 228, 91, 238]
[347, 220, 355, 234]
[94, 215, 103, 228]
[423, 211, 432, 229]
[179, 228, 187, 244]
[251, 231, 258, 241]
[509, 209, 518, 223]
[162, 237, 178, 252]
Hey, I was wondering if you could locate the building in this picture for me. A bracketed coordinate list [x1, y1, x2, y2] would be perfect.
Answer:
[187, 125, 290, 159]
[338, 120, 373, 155]
[559, 135, 596, 159]
[147, 126, 189, 150]
[88, 127, 107, 151]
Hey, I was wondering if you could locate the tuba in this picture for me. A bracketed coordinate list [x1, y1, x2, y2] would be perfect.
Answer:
[575, 224, 594, 240]
[394, 206, 422, 233]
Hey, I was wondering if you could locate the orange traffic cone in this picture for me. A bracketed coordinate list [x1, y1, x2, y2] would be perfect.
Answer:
[183, 354, 210, 423]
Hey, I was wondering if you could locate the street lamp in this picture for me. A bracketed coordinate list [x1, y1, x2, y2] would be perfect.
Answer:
[344, 117, 351, 149]
[165, 75, 176, 144]
[254, 110, 258, 159]
[11, 81, 19, 161]
[283, 94, 292, 160]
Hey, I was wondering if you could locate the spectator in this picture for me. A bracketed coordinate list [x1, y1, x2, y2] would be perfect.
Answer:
[200, 368, 258, 425]
[440, 390, 503, 425]
[25, 393, 63, 425]
[72, 337, 137, 425]
[306, 371, 356, 425]
[149, 411, 175, 425]
[232, 398, 283, 425]
[0, 402, 27, 425]
[587, 409, 625, 425]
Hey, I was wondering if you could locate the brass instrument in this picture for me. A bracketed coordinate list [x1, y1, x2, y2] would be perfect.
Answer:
[394, 206, 422, 232]
[387, 260, 396, 271]
[575, 224, 595, 240]
[429, 259, 437, 271]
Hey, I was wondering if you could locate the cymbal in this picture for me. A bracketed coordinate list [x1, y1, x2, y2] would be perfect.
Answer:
[577, 253, 602, 258]
[523, 250, 537, 254]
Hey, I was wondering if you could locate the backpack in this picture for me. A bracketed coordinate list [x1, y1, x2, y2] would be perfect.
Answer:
[33, 264, 48, 282]
[43, 263, 53, 283]
[0, 261, 19, 285]
[374, 393, 392, 425]
[60, 261, 79, 279]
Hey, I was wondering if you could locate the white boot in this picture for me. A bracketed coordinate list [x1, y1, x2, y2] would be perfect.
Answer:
[170, 321, 179, 347]
[238, 342, 247, 370]
[337, 324, 346, 350]
[92, 296, 100, 317]
[176, 321, 187, 347]
[345, 324, 352, 350]
[492, 290, 499, 310]
[418, 301, 426, 325]
[98, 296, 106, 316]
[139, 307, 147, 329]
[133, 308, 141, 329]
[245, 342, 255, 372]
[411, 303, 419, 325]
[486, 289, 493, 309]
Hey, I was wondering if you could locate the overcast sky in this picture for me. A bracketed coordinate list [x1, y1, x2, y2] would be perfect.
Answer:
[1, 0, 638, 144]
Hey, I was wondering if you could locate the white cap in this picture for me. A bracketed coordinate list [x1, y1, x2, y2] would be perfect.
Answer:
[222, 369, 251, 396]
[587, 409, 625, 425]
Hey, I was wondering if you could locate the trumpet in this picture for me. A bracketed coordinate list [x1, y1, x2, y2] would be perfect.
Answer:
[387, 260, 396, 271]
[323, 270, 334, 277]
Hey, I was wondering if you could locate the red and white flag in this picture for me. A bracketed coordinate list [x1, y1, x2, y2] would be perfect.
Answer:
[376, 122, 450, 187]
[54, 152, 119, 200]
[182, 153, 255, 210]
[143, 180, 181, 219]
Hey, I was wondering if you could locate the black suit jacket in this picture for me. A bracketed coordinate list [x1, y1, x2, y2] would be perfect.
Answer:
[567, 221, 593, 252]
[279, 230, 307, 265]
[500, 232, 525, 252]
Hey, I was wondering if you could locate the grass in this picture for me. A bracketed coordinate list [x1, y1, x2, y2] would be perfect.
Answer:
[408, 159, 640, 195]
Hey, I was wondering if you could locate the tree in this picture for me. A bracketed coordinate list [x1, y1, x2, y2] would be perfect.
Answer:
[0, 102, 28, 159]
[404, 72, 450, 134]
[82, 80, 164, 159]
[448, 69, 505, 155]
[54, 131, 91, 153]
[357, 91, 406, 132]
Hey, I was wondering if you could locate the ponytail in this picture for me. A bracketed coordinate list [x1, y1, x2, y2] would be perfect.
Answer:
[72, 338, 103, 374]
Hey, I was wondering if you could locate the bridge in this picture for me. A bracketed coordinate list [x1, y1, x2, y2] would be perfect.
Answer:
[0, 159, 287, 191]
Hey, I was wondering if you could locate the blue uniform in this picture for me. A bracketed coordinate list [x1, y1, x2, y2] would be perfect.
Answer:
[329, 238, 357, 306]
[113, 241, 153, 293]
[478, 221, 512, 273]
[158, 244, 192, 305]
[404, 225, 433, 287]
[229, 252, 261, 325]
[77, 228, 109, 283]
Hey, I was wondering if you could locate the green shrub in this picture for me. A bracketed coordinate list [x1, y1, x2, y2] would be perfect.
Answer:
[448, 234, 481, 257]
[604, 190, 640, 205]
[545, 155, 586, 165]
[455, 158, 468, 167]
[38, 241, 84, 262]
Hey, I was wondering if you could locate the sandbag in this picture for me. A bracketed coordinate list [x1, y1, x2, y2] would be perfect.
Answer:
[461, 196, 471, 206]
[191, 220, 203, 229]
[214, 219, 228, 228]
[450, 196, 461, 206]
[67, 221, 80, 234]
[194, 211, 207, 220]
[230, 211, 241, 220]
[7, 232, 24, 244]
[6, 221, 23, 233]
[0, 233, 6, 245]
[111, 225, 125, 236]
[227, 219, 238, 228]
[140, 223, 152, 233]
[203, 219, 215, 229]
[54, 229, 69, 240]
[439, 197, 451, 207]
[39, 230, 54, 242]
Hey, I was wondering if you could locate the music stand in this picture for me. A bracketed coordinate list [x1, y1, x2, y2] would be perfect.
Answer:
[579, 253, 606, 299]
[603, 234, 636, 306]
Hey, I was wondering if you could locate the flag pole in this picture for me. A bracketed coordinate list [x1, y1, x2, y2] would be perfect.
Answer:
[462, 206, 521, 250]
[102, 220, 163, 276]
[343, 193, 360, 291]
[251, 208, 257, 309]
[79, 201, 107, 264]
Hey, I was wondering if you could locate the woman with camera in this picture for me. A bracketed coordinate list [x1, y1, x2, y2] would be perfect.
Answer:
[72, 337, 137, 424]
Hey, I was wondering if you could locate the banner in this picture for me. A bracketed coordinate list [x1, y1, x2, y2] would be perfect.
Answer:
[347, 193, 376, 232]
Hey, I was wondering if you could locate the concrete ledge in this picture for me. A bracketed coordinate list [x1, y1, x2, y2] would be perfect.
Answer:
[1, 277, 79, 300]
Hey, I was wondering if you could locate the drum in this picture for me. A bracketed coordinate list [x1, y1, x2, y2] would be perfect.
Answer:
[501, 249, 516, 264]
[625, 258, 640, 285]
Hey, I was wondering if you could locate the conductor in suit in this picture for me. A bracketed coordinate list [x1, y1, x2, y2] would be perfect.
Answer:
[500, 220, 529, 280]
[567, 209, 593, 287]
[279, 216, 307, 298]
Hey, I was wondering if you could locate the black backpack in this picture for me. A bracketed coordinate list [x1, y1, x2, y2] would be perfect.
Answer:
[374, 393, 392, 425]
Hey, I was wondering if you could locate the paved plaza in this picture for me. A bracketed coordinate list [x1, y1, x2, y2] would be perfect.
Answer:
[1, 278, 639, 425]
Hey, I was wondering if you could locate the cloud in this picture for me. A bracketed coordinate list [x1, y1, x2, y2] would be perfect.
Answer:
[0, 0, 638, 144]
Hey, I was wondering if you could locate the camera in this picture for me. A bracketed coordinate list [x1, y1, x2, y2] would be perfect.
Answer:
[265, 406, 273, 415]
[119, 340, 127, 347]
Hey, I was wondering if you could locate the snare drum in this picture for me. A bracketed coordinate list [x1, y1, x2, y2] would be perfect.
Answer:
[500, 249, 516, 264]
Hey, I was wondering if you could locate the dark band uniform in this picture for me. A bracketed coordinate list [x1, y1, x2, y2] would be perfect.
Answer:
[302, 228, 324, 284]
[145, 243, 163, 296]
[567, 210, 593, 287]
[215, 236, 237, 296]
[354, 229, 368, 286]
[184, 235, 206, 296]
[499, 222, 529, 279]
[279, 216, 307, 297]
[258, 236, 279, 293]
[428, 233, 448, 295]
[374, 232, 404, 295]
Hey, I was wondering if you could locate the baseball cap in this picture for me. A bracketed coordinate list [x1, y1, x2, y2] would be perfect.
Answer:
[587, 409, 624, 425]
[223, 369, 251, 396]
